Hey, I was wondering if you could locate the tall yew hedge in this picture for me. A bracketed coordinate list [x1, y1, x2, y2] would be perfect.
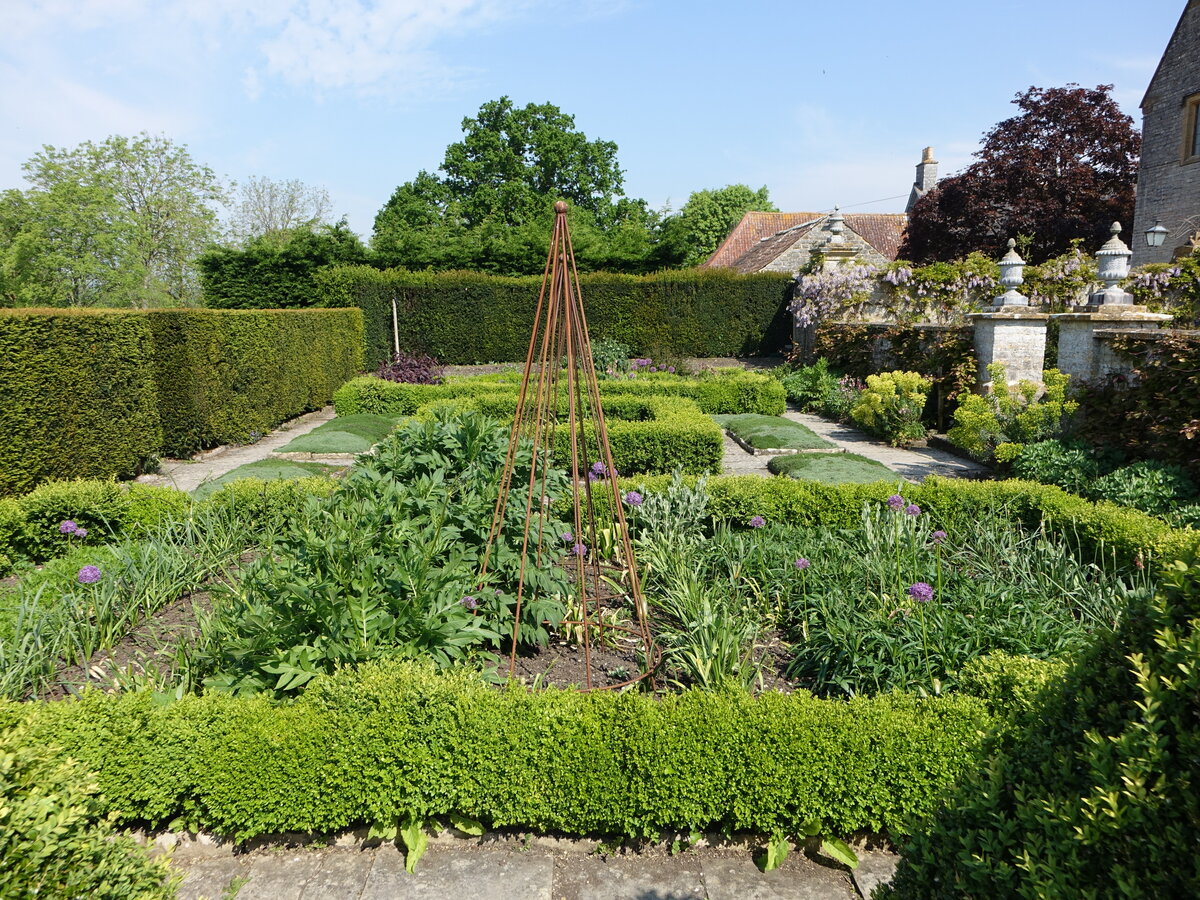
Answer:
[312, 266, 793, 369]
[0, 308, 363, 495]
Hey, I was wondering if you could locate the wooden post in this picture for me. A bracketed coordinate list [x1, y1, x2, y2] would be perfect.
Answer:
[391, 296, 400, 358]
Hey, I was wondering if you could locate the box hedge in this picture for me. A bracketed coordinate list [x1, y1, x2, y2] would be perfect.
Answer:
[0, 660, 994, 842]
[0, 308, 364, 494]
[313, 266, 794, 369]
[0, 310, 163, 496]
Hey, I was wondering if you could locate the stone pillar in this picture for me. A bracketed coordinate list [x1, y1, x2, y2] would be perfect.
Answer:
[968, 239, 1048, 388]
[1053, 223, 1171, 381]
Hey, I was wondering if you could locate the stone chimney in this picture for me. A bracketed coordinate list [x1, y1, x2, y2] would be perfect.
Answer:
[906, 147, 938, 212]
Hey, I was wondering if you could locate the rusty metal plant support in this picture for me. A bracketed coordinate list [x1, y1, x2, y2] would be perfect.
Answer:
[477, 201, 657, 690]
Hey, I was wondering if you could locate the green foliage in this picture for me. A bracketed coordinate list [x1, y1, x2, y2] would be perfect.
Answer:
[779, 358, 841, 410]
[5, 659, 994, 840]
[0, 723, 177, 898]
[850, 371, 931, 447]
[590, 337, 633, 377]
[1090, 460, 1199, 518]
[199, 222, 368, 309]
[766, 452, 895, 485]
[1, 132, 226, 308]
[713, 414, 834, 450]
[883, 560, 1200, 899]
[1010, 439, 1101, 494]
[657, 184, 778, 267]
[145, 308, 363, 455]
[191, 412, 569, 696]
[313, 265, 793, 369]
[948, 366, 1077, 462]
[954, 652, 1068, 718]
[191, 460, 341, 501]
[0, 309, 162, 495]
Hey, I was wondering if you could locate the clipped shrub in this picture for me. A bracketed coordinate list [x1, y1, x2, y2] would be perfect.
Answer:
[1089, 460, 1199, 518]
[850, 370, 931, 447]
[6, 660, 994, 841]
[375, 350, 444, 385]
[0, 723, 177, 898]
[313, 265, 793, 369]
[0, 309, 162, 496]
[954, 652, 1068, 717]
[883, 560, 1200, 899]
[948, 366, 1076, 463]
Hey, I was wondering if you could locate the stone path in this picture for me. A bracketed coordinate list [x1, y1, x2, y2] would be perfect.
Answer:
[168, 836, 896, 900]
[137, 407, 349, 495]
[720, 409, 989, 483]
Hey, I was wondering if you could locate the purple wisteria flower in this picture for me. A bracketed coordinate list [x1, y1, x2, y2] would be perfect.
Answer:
[794, 557, 810, 571]
[59, 520, 78, 534]
[571, 542, 587, 557]
[749, 516, 766, 528]
[887, 495, 905, 511]
[77, 565, 101, 585]
[561, 531, 574, 543]
[931, 530, 947, 545]
[623, 490, 643, 507]
[907, 582, 934, 603]
[905, 504, 921, 517]
[460, 595, 479, 610]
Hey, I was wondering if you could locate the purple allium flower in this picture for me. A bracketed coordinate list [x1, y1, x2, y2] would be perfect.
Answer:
[59, 520, 78, 534]
[887, 495, 905, 511]
[561, 531, 574, 543]
[460, 595, 479, 610]
[794, 557, 810, 571]
[571, 542, 587, 557]
[623, 490, 643, 507]
[77, 565, 101, 585]
[907, 582, 934, 603]
[590, 461, 607, 477]
[667, 366, 675, 374]
[74, 527, 88, 538]
[905, 504, 921, 517]
[749, 515, 766, 528]
[931, 530, 947, 545]
[494, 588, 502, 595]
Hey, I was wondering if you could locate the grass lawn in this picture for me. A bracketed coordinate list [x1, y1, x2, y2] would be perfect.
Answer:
[768, 452, 899, 485]
[192, 460, 343, 500]
[274, 414, 402, 455]
[713, 414, 835, 450]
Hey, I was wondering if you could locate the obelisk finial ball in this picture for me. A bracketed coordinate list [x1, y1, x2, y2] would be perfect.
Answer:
[554, 200, 568, 213]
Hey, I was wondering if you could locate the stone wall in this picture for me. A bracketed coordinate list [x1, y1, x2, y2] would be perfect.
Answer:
[1132, 0, 1200, 266]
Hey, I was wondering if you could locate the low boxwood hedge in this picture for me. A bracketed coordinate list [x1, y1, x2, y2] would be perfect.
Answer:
[0, 660, 994, 842]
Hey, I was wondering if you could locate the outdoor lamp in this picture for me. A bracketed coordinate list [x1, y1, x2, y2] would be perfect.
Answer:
[1144, 219, 1169, 248]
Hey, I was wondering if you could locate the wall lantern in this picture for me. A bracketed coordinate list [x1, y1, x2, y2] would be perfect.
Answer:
[1144, 219, 1169, 248]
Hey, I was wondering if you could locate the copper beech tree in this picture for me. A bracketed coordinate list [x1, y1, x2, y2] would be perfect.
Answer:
[901, 84, 1141, 264]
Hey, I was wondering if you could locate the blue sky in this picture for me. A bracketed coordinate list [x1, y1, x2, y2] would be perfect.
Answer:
[0, 0, 1186, 239]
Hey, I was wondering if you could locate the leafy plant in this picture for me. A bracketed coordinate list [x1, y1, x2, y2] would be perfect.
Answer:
[948, 365, 1077, 462]
[850, 371, 931, 447]
[376, 350, 444, 385]
[591, 337, 632, 377]
[1090, 460, 1198, 518]
[1010, 439, 1103, 494]
[779, 359, 841, 411]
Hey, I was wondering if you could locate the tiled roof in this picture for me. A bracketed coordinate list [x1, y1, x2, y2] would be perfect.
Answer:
[703, 210, 908, 273]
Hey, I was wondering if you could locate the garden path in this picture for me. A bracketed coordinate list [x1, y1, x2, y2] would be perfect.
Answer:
[167, 834, 896, 899]
[137, 407, 347, 495]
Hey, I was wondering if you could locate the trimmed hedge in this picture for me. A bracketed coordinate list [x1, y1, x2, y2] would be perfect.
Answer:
[313, 266, 794, 369]
[0, 308, 364, 494]
[0, 310, 162, 496]
[0, 660, 994, 841]
[145, 308, 364, 455]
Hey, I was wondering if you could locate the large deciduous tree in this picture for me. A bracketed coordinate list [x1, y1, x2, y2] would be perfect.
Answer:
[0, 133, 226, 307]
[372, 97, 657, 274]
[900, 84, 1140, 264]
[656, 184, 778, 267]
[228, 176, 333, 246]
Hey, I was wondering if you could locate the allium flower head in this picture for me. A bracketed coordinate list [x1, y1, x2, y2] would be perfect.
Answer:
[590, 461, 607, 477]
[77, 565, 101, 585]
[74, 527, 88, 538]
[571, 542, 587, 557]
[931, 530, 947, 545]
[460, 595, 479, 610]
[667, 366, 676, 374]
[887, 495, 905, 511]
[59, 520, 78, 534]
[905, 504, 921, 517]
[907, 582, 934, 603]
[623, 490, 643, 507]
[749, 515, 766, 528]
[561, 531, 574, 543]
[794, 557, 810, 571]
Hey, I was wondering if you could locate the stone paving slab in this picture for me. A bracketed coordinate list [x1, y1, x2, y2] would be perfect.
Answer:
[850, 851, 899, 900]
[554, 854, 706, 900]
[702, 855, 855, 900]
[361, 846, 554, 900]
[239, 851, 326, 899]
[175, 855, 250, 900]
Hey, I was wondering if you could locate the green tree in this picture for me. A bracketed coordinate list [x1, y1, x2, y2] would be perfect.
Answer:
[372, 97, 657, 274]
[657, 184, 778, 267]
[1, 133, 226, 307]
[228, 175, 333, 246]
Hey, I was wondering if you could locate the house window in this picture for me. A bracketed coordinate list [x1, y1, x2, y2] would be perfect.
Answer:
[1185, 93, 1200, 162]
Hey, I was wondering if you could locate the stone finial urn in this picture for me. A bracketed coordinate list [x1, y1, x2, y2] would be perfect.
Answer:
[992, 238, 1029, 308]
[826, 207, 845, 245]
[1088, 222, 1134, 306]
